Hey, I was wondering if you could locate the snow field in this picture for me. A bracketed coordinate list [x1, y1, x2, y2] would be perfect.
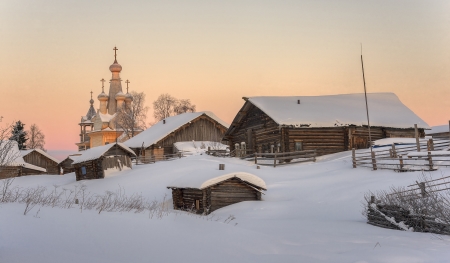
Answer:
[1, 152, 450, 263]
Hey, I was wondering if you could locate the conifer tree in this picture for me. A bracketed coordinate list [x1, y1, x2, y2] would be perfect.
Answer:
[10, 121, 28, 150]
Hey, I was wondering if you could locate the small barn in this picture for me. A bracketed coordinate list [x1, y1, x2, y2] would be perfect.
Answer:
[58, 154, 81, 174]
[426, 124, 450, 139]
[21, 149, 60, 174]
[124, 112, 229, 159]
[224, 93, 429, 156]
[167, 172, 266, 215]
[71, 143, 136, 181]
[0, 141, 47, 179]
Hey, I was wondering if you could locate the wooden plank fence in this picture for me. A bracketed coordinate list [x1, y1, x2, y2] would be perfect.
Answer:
[135, 152, 183, 165]
[243, 150, 316, 167]
[352, 138, 450, 171]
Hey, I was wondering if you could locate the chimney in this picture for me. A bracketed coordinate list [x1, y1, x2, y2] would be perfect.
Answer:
[297, 99, 300, 104]
[163, 119, 166, 124]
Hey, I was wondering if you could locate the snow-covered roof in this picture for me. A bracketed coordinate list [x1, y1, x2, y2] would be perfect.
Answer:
[21, 149, 60, 163]
[426, 125, 449, 135]
[242, 93, 429, 129]
[72, 143, 136, 165]
[167, 172, 266, 190]
[0, 141, 46, 172]
[124, 112, 229, 148]
[98, 112, 116, 123]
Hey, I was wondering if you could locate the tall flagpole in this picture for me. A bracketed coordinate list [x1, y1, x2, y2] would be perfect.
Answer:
[361, 44, 373, 153]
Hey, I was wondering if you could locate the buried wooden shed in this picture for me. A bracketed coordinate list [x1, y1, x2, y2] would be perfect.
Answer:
[167, 172, 266, 215]
[0, 141, 47, 179]
[72, 142, 136, 181]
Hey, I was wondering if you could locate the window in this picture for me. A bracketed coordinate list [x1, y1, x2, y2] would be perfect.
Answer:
[81, 166, 87, 175]
[294, 141, 303, 152]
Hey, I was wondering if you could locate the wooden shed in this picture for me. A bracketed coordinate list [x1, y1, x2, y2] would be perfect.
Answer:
[58, 154, 81, 174]
[224, 93, 429, 156]
[124, 111, 229, 159]
[167, 172, 266, 215]
[426, 124, 450, 139]
[21, 149, 60, 174]
[0, 141, 47, 179]
[72, 142, 136, 181]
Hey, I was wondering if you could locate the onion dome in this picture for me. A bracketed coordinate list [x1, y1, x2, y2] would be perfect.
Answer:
[90, 98, 95, 104]
[125, 92, 133, 102]
[98, 92, 109, 101]
[109, 62, 122, 72]
[115, 91, 126, 100]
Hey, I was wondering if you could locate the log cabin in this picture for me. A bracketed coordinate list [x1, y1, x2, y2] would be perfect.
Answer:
[167, 172, 266, 215]
[224, 93, 429, 156]
[0, 141, 46, 179]
[21, 149, 60, 174]
[124, 112, 229, 159]
[72, 142, 136, 181]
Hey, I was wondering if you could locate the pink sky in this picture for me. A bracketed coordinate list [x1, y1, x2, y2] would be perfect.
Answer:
[1, 1, 449, 151]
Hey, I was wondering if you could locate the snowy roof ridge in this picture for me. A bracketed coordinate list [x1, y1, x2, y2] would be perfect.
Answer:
[245, 93, 429, 129]
[167, 172, 267, 190]
[426, 125, 449, 135]
[72, 142, 136, 164]
[21, 149, 60, 163]
[124, 112, 229, 148]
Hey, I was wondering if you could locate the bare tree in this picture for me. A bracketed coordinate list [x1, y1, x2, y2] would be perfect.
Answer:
[116, 91, 149, 139]
[0, 124, 19, 166]
[152, 93, 177, 121]
[26, 124, 46, 151]
[174, 99, 196, 115]
[153, 94, 196, 121]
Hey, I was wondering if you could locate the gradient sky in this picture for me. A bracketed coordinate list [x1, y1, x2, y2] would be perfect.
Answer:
[1, 0, 449, 151]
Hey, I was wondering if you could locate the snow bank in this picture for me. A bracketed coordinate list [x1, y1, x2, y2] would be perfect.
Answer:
[174, 141, 228, 154]
[168, 171, 266, 190]
[72, 143, 135, 164]
[124, 112, 229, 148]
[247, 93, 429, 128]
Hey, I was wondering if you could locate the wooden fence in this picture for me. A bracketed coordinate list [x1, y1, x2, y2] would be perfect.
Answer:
[242, 150, 316, 167]
[352, 138, 450, 171]
[135, 152, 183, 165]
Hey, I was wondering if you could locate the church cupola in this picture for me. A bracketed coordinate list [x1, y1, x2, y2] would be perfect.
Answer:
[107, 46, 124, 114]
[98, 78, 109, 114]
[124, 79, 133, 108]
[115, 91, 126, 109]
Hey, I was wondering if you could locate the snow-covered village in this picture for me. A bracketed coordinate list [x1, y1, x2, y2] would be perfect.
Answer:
[1, 1, 450, 263]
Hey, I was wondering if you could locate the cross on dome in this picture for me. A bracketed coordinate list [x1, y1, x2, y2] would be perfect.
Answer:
[100, 78, 105, 92]
[125, 79, 130, 93]
[113, 46, 118, 62]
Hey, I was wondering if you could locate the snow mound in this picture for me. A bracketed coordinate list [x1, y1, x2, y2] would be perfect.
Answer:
[174, 141, 228, 154]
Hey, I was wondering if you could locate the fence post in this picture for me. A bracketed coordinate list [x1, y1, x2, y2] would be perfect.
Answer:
[389, 149, 393, 158]
[271, 145, 274, 153]
[418, 182, 426, 197]
[352, 148, 356, 168]
[399, 155, 404, 171]
[428, 151, 433, 170]
[370, 195, 375, 204]
[274, 154, 277, 168]
[391, 143, 397, 158]
[254, 153, 257, 164]
[235, 143, 240, 157]
[428, 138, 434, 151]
[371, 151, 377, 171]
[313, 150, 316, 162]
[414, 124, 421, 152]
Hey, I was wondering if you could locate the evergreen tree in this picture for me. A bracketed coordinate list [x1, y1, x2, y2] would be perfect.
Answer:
[10, 121, 28, 150]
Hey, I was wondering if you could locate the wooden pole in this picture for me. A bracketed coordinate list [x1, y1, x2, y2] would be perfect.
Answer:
[254, 153, 257, 164]
[360, 47, 373, 154]
[391, 144, 397, 158]
[414, 124, 420, 152]
[429, 138, 434, 151]
[428, 151, 433, 170]
[371, 151, 377, 171]
[399, 155, 404, 171]
[352, 148, 356, 168]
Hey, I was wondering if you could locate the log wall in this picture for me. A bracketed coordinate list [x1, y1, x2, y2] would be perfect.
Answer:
[74, 159, 104, 181]
[286, 127, 347, 155]
[22, 151, 59, 174]
[209, 178, 260, 213]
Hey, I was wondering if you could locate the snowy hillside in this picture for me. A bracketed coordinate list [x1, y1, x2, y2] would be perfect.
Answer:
[1, 152, 449, 262]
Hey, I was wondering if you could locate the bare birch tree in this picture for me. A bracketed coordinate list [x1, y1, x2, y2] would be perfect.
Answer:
[152, 94, 196, 121]
[116, 91, 149, 139]
[26, 124, 46, 151]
